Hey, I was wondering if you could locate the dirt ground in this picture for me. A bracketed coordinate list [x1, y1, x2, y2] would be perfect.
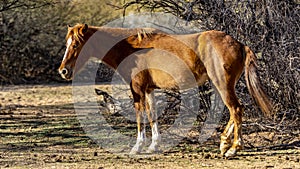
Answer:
[0, 84, 299, 169]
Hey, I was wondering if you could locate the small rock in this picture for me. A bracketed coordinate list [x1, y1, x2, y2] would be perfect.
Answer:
[204, 153, 211, 159]
[56, 158, 62, 162]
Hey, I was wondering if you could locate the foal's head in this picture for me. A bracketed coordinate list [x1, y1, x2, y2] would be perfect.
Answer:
[59, 24, 93, 80]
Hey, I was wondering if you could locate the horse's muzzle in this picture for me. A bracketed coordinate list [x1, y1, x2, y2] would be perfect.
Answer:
[59, 67, 73, 80]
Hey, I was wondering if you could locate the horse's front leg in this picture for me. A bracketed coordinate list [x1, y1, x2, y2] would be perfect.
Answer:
[146, 92, 161, 153]
[130, 101, 147, 154]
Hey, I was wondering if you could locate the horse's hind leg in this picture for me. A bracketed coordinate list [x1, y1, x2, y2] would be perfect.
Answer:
[219, 88, 244, 157]
[145, 91, 161, 153]
[209, 73, 244, 157]
[220, 118, 234, 155]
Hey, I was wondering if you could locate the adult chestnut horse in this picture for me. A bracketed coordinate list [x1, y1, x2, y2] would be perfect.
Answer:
[58, 24, 272, 157]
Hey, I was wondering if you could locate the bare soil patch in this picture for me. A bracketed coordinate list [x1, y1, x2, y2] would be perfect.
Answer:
[0, 84, 299, 169]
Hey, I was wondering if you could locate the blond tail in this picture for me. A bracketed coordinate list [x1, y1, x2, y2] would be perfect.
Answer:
[244, 46, 273, 116]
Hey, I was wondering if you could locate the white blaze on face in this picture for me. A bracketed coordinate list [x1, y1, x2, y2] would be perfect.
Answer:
[62, 37, 73, 62]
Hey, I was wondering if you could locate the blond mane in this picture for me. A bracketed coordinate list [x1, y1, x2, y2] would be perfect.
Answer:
[136, 28, 154, 42]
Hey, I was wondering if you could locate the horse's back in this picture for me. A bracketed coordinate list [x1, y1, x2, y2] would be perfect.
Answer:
[130, 30, 246, 91]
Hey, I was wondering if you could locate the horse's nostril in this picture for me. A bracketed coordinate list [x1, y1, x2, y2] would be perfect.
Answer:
[61, 68, 68, 75]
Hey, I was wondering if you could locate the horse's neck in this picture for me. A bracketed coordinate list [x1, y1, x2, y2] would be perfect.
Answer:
[86, 27, 144, 70]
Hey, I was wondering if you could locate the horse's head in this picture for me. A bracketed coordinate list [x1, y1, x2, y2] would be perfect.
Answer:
[59, 24, 92, 80]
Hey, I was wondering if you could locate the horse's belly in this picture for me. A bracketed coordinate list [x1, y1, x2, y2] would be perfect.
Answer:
[135, 49, 209, 89]
[150, 69, 208, 90]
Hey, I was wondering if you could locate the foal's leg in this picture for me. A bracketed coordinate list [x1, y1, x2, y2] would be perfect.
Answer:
[145, 91, 161, 153]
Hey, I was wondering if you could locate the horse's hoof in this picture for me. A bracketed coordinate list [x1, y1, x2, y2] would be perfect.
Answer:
[224, 148, 237, 158]
[129, 149, 140, 155]
[146, 145, 160, 154]
[130, 145, 142, 155]
[220, 143, 231, 156]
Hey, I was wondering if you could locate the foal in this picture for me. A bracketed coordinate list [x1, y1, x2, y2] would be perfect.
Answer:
[59, 24, 272, 157]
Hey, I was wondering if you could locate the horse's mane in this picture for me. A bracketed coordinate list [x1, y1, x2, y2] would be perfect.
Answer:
[136, 28, 154, 43]
[66, 23, 155, 44]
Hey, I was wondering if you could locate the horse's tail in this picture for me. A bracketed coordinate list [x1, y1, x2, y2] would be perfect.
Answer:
[244, 46, 273, 116]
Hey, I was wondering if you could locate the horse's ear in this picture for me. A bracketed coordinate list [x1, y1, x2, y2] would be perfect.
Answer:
[67, 25, 72, 30]
[81, 24, 88, 34]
